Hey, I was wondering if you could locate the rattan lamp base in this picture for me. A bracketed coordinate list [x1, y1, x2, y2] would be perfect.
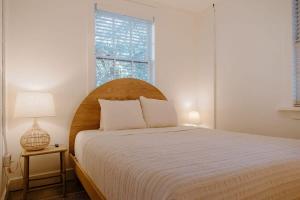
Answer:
[20, 121, 50, 151]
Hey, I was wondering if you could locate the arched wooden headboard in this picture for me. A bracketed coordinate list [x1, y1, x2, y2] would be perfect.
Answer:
[69, 78, 166, 155]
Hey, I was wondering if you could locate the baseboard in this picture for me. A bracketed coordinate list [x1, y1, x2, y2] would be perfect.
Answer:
[8, 168, 75, 192]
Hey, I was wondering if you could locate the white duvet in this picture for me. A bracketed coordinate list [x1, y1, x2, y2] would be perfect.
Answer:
[75, 127, 300, 200]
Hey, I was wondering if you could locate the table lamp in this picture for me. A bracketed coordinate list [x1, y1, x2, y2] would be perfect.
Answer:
[15, 92, 56, 151]
[187, 111, 201, 126]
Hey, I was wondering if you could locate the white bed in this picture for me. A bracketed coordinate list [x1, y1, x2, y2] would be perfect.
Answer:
[74, 126, 300, 200]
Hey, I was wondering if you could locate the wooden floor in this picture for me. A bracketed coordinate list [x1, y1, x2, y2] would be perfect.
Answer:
[8, 180, 90, 200]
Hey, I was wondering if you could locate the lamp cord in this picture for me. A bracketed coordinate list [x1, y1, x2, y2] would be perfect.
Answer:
[213, 3, 217, 129]
[4, 153, 22, 191]
[2, 0, 8, 154]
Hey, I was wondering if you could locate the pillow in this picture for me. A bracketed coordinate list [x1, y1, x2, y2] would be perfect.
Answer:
[139, 96, 178, 128]
[98, 99, 146, 131]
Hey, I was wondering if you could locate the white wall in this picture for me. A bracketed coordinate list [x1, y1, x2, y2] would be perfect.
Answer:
[0, 0, 3, 196]
[198, 0, 300, 137]
[8, 0, 299, 184]
[5, 0, 200, 179]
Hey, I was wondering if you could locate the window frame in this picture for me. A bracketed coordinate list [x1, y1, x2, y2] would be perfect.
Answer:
[293, 0, 300, 106]
[94, 9, 155, 86]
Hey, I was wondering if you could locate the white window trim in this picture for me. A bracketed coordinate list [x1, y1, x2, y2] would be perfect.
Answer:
[87, 1, 156, 92]
[94, 9, 154, 86]
[293, 0, 300, 106]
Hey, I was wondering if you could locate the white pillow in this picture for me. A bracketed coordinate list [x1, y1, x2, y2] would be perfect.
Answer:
[139, 96, 178, 128]
[99, 99, 146, 131]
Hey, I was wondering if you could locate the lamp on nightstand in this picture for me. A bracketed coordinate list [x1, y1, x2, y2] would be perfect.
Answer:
[15, 92, 56, 151]
[186, 110, 201, 127]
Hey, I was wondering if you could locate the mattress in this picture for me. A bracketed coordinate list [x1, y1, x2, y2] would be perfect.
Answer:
[74, 126, 300, 200]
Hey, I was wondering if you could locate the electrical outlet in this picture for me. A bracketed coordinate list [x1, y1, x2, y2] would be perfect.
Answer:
[3, 154, 11, 168]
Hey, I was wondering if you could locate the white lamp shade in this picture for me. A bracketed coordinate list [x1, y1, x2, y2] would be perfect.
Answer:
[15, 92, 56, 118]
[188, 111, 201, 125]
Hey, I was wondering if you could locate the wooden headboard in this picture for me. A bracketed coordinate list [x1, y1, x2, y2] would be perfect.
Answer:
[69, 78, 167, 155]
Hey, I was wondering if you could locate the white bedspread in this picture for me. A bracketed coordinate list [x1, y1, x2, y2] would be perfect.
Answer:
[75, 127, 300, 200]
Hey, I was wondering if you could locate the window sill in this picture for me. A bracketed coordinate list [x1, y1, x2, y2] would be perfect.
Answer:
[278, 107, 300, 112]
[278, 107, 300, 120]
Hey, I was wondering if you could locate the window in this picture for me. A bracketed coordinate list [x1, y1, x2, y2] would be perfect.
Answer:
[294, 0, 300, 106]
[95, 10, 153, 86]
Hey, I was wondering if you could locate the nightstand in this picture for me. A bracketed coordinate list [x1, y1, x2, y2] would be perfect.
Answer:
[183, 124, 209, 128]
[21, 145, 67, 200]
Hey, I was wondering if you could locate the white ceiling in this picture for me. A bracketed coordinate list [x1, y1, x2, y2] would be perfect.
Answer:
[154, 0, 217, 13]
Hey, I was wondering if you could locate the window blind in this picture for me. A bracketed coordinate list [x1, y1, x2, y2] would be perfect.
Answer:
[294, 0, 300, 106]
[95, 10, 153, 86]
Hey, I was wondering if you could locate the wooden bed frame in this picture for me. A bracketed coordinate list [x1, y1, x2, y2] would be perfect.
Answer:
[69, 78, 167, 200]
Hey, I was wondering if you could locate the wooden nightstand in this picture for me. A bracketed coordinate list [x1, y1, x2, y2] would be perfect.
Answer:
[21, 145, 67, 200]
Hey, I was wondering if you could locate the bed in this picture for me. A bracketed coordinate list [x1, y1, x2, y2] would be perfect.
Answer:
[69, 78, 300, 200]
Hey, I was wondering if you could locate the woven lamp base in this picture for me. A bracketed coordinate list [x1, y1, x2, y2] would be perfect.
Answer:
[20, 122, 50, 151]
